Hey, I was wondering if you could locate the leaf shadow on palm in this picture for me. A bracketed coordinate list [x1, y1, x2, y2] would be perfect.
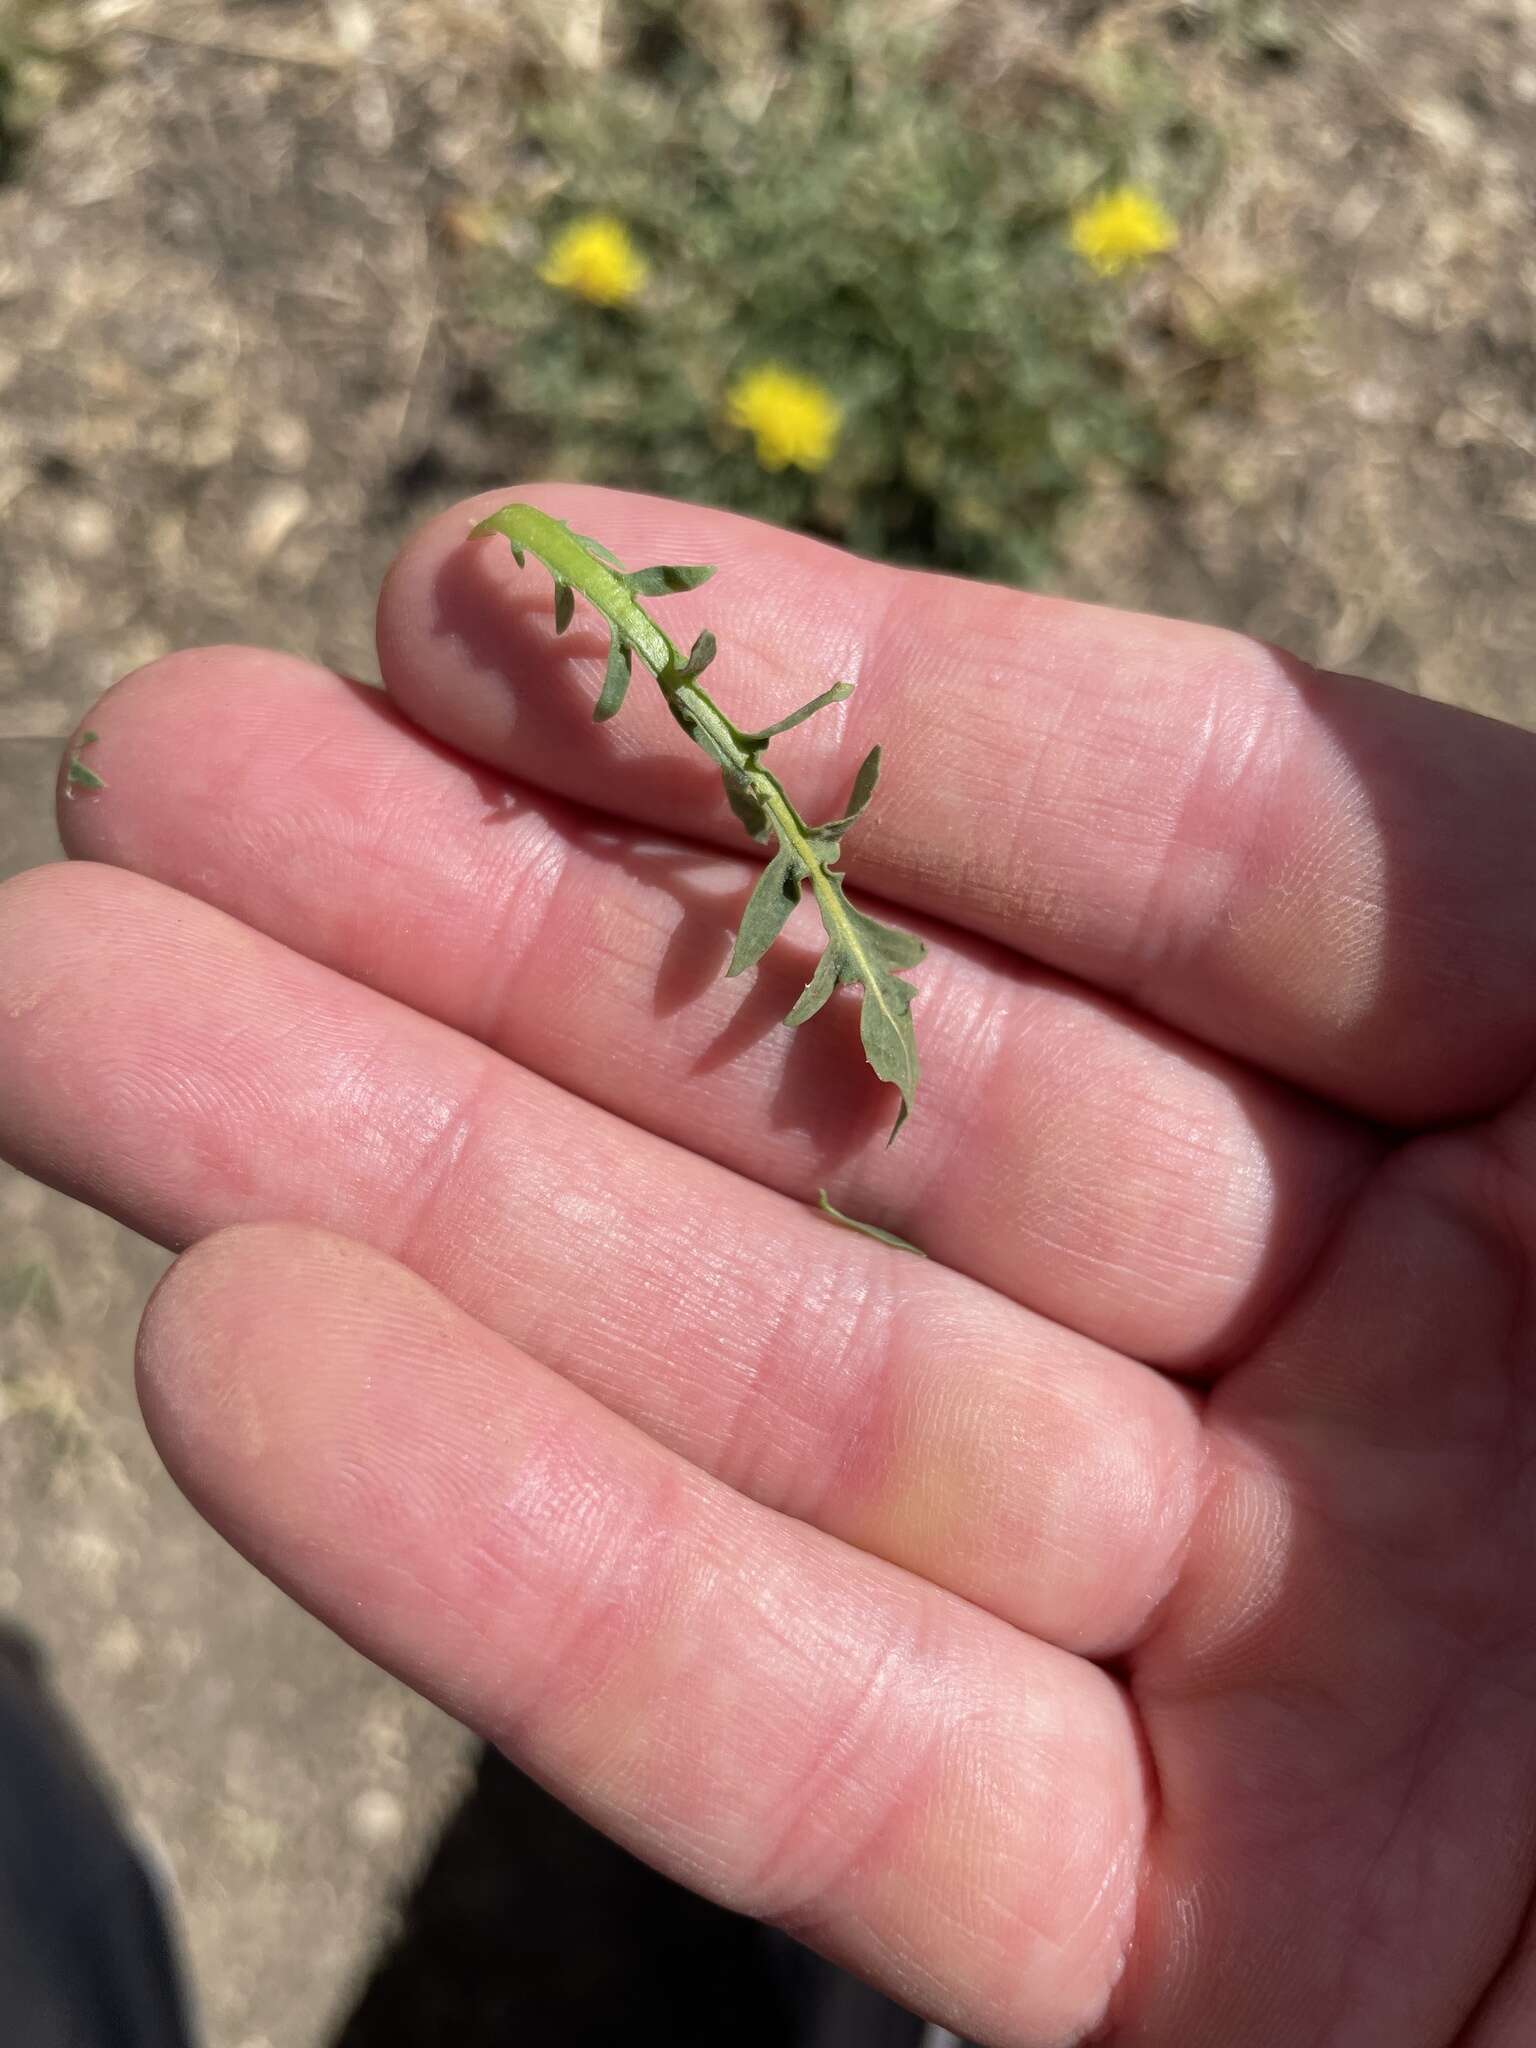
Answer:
[476, 788, 897, 1171]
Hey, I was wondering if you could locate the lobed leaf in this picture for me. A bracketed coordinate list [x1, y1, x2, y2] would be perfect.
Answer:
[595, 634, 633, 722]
[787, 869, 924, 1140]
[821, 745, 882, 836]
[625, 563, 717, 596]
[722, 770, 773, 842]
[786, 946, 838, 1025]
[727, 845, 803, 977]
[678, 629, 717, 679]
[744, 680, 854, 746]
[571, 529, 625, 569]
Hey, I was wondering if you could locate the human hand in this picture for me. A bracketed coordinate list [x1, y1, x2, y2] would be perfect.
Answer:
[3, 486, 1536, 2046]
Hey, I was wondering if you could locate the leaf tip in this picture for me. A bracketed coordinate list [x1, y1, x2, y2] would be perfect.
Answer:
[681, 629, 717, 680]
[593, 634, 633, 722]
[468, 508, 526, 567]
[815, 1189, 926, 1256]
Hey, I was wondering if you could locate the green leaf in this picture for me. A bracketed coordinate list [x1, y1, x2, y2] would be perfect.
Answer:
[816, 1191, 926, 1257]
[553, 579, 575, 634]
[65, 729, 105, 792]
[722, 770, 771, 841]
[839, 885, 926, 975]
[849, 916, 923, 1141]
[625, 564, 716, 596]
[744, 681, 854, 746]
[786, 946, 838, 1025]
[595, 635, 632, 722]
[545, 517, 626, 572]
[678, 630, 717, 680]
[787, 869, 924, 1140]
[820, 745, 882, 836]
[570, 529, 625, 569]
[727, 845, 803, 977]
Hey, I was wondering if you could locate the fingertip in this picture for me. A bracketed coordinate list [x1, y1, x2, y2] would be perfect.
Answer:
[55, 646, 326, 861]
[134, 1222, 449, 1537]
[0, 858, 151, 1034]
[135, 1220, 331, 1454]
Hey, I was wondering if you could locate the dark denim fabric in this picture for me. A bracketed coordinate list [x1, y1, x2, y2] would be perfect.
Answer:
[0, 1629, 193, 2048]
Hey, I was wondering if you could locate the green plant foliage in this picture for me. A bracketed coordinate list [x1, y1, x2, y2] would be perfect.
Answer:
[0, 1260, 63, 1328]
[473, 504, 925, 1138]
[1164, 0, 1302, 65]
[465, 3, 1225, 583]
[0, 2, 90, 184]
[64, 729, 104, 791]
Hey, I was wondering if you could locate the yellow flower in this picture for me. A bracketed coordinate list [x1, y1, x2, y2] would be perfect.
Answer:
[1069, 186, 1179, 278]
[538, 214, 648, 307]
[726, 365, 842, 474]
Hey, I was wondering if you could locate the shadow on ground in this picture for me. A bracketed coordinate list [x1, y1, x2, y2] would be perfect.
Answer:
[332, 1747, 924, 2048]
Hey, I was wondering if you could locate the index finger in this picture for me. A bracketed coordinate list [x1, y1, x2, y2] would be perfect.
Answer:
[377, 484, 1536, 1126]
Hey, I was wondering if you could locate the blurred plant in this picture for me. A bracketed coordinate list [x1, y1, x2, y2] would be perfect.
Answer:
[460, 1, 1233, 584]
[0, 1, 93, 183]
[0, 1260, 62, 1330]
[1162, 0, 1302, 66]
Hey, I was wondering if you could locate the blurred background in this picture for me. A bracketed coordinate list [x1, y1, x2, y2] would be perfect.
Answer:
[0, 1, 1532, 2043]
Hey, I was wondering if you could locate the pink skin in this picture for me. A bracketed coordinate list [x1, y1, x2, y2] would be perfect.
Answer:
[1, 482, 1535, 2044]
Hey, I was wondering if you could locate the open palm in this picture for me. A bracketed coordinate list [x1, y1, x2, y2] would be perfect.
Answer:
[4, 486, 1535, 2046]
